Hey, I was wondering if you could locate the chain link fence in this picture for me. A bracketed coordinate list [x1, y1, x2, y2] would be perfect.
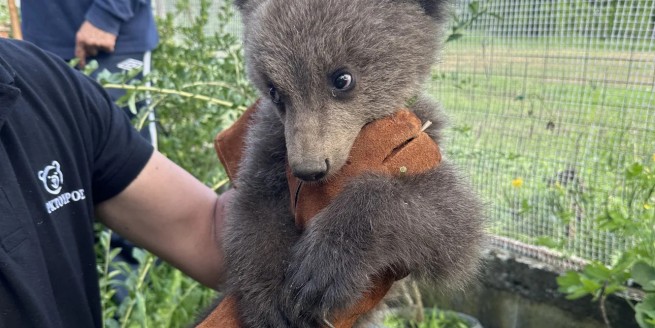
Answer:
[154, 0, 655, 267]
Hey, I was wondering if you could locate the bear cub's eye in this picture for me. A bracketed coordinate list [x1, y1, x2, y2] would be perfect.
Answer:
[332, 72, 354, 91]
[269, 87, 281, 104]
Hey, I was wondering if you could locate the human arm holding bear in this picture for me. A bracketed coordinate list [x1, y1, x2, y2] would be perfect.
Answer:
[95, 151, 232, 289]
[0, 38, 224, 326]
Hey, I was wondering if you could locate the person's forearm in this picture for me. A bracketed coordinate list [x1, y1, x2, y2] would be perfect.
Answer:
[166, 193, 229, 289]
[96, 152, 228, 290]
[152, 196, 226, 289]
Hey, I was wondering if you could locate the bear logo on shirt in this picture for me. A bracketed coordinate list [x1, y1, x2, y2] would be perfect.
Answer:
[38, 161, 63, 195]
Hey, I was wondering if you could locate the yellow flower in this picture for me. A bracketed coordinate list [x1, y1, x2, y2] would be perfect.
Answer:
[512, 178, 524, 188]
[645, 204, 652, 210]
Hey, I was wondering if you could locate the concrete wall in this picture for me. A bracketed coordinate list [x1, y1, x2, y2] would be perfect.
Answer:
[422, 249, 638, 328]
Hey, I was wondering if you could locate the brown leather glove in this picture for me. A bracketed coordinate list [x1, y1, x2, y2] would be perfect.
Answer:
[201, 101, 441, 328]
[288, 109, 441, 229]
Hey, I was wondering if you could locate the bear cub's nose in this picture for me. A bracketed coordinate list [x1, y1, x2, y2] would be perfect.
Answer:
[292, 159, 329, 181]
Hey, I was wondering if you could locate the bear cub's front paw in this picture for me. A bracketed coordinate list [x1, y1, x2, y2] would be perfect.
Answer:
[280, 234, 374, 327]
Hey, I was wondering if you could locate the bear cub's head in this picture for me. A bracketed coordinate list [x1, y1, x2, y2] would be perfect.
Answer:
[237, 0, 451, 181]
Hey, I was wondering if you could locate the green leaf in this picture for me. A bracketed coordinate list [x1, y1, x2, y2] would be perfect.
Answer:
[446, 33, 464, 43]
[566, 288, 591, 300]
[579, 276, 602, 294]
[557, 271, 580, 287]
[108, 248, 122, 262]
[468, 1, 480, 14]
[633, 262, 655, 292]
[599, 199, 630, 232]
[603, 283, 626, 296]
[583, 262, 612, 281]
[135, 293, 147, 322]
[627, 162, 645, 179]
[557, 271, 587, 299]
[613, 251, 638, 273]
[105, 318, 120, 328]
[127, 92, 138, 115]
[68, 58, 81, 68]
[83, 60, 100, 76]
[132, 248, 148, 265]
[636, 294, 655, 328]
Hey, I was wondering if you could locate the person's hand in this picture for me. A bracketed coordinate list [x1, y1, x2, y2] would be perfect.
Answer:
[75, 21, 117, 67]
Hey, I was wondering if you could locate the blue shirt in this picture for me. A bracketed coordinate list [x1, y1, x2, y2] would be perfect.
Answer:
[21, 0, 159, 59]
[0, 39, 153, 327]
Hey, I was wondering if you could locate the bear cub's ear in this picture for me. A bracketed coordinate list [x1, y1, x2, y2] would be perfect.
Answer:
[233, 0, 248, 10]
[415, 0, 452, 20]
[233, 0, 261, 16]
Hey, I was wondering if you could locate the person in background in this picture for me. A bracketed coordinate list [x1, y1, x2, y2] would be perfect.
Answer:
[20, 0, 159, 143]
[0, 38, 228, 328]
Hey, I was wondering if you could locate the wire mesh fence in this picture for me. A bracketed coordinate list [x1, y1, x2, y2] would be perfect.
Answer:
[154, 0, 242, 36]
[154, 0, 655, 267]
[438, 0, 655, 266]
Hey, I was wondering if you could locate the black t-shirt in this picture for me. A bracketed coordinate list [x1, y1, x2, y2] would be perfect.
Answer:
[0, 39, 154, 327]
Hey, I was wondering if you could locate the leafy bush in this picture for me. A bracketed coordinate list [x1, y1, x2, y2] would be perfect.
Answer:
[0, 3, 8, 26]
[99, 0, 256, 187]
[384, 308, 473, 328]
[0, 2, 11, 38]
[93, 0, 255, 326]
[96, 229, 218, 328]
[145, 0, 256, 186]
[557, 157, 655, 327]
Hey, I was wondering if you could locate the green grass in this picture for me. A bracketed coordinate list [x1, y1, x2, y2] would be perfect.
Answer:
[432, 35, 654, 263]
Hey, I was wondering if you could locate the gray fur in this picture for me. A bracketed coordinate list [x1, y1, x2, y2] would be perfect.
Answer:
[220, 0, 485, 327]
